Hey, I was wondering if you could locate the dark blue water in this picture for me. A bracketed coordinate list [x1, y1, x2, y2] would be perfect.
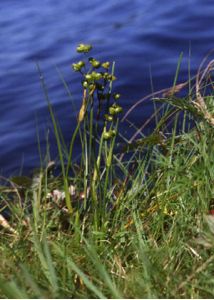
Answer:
[0, 0, 213, 176]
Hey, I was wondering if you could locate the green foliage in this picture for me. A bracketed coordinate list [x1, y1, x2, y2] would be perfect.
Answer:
[0, 45, 214, 298]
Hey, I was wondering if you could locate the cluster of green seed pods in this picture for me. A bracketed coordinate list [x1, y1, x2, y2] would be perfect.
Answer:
[102, 62, 110, 69]
[72, 43, 123, 141]
[72, 44, 116, 85]
[109, 104, 123, 115]
[85, 71, 102, 82]
[72, 61, 85, 72]
[103, 103, 123, 140]
[89, 58, 101, 68]
[76, 43, 92, 53]
[104, 114, 114, 122]
[114, 93, 121, 100]
[103, 129, 116, 140]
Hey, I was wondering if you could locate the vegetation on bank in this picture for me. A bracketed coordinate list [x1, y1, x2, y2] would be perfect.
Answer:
[0, 45, 214, 298]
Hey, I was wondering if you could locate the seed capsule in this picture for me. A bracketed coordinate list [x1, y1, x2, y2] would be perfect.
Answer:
[107, 75, 116, 81]
[72, 61, 85, 72]
[103, 72, 109, 80]
[111, 129, 116, 136]
[78, 61, 85, 68]
[94, 72, 102, 80]
[92, 60, 101, 68]
[103, 131, 112, 140]
[109, 107, 116, 115]
[114, 93, 121, 100]
[102, 62, 110, 69]
[89, 58, 101, 68]
[82, 81, 88, 88]
[109, 104, 123, 115]
[85, 74, 93, 81]
[72, 63, 80, 72]
[104, 114, 113, 122]
[76, 44, 92, 53]
[114, 105, 123, 114]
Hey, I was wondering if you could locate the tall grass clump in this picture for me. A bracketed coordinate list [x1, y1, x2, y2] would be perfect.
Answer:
[0, 45, 214, 298]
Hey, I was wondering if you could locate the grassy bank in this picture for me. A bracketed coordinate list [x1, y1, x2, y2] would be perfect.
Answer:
[0, 45, 214, 298]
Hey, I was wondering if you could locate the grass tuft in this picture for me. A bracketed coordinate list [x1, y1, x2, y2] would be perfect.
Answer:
[0, 45, 214, 298]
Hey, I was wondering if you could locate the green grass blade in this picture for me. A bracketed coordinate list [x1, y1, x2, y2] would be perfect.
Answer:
[0, 277, 29, 299]
[53, 243, 107, 299]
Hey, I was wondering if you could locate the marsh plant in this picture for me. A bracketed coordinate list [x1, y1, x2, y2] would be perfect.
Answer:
[70, 44, 124, 227]
[0, 45, 214, 298]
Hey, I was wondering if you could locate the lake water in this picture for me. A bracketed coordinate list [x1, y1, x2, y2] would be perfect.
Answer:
[0, 0, 213, 176]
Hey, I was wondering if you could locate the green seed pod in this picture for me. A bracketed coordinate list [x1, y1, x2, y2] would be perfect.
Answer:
[107, 74, 116, 81]
[109, 105, 123, 115]
[104, 114, 113, 122]
[94, 72, 102, 80]
[103, 72, 109, 80]
[92, 60, 101, 68]
[89, 58, 101, 68]
[85, 74, 93, 81]
[111, 129, 116, 136]
[114, 105, 123, 114]
[91, 72, 102, 81]
[78, 61, 85, 68]
[114, 93, 121, 100]
[72, 61, 85, 72]
[103, 131, 112, 140]
[76, 43, 92, 53]
[109, 107, 116, 115]
[72, 63, 81, 72]
[82, 81, 88, 88]
[102, 62, 110, 69]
